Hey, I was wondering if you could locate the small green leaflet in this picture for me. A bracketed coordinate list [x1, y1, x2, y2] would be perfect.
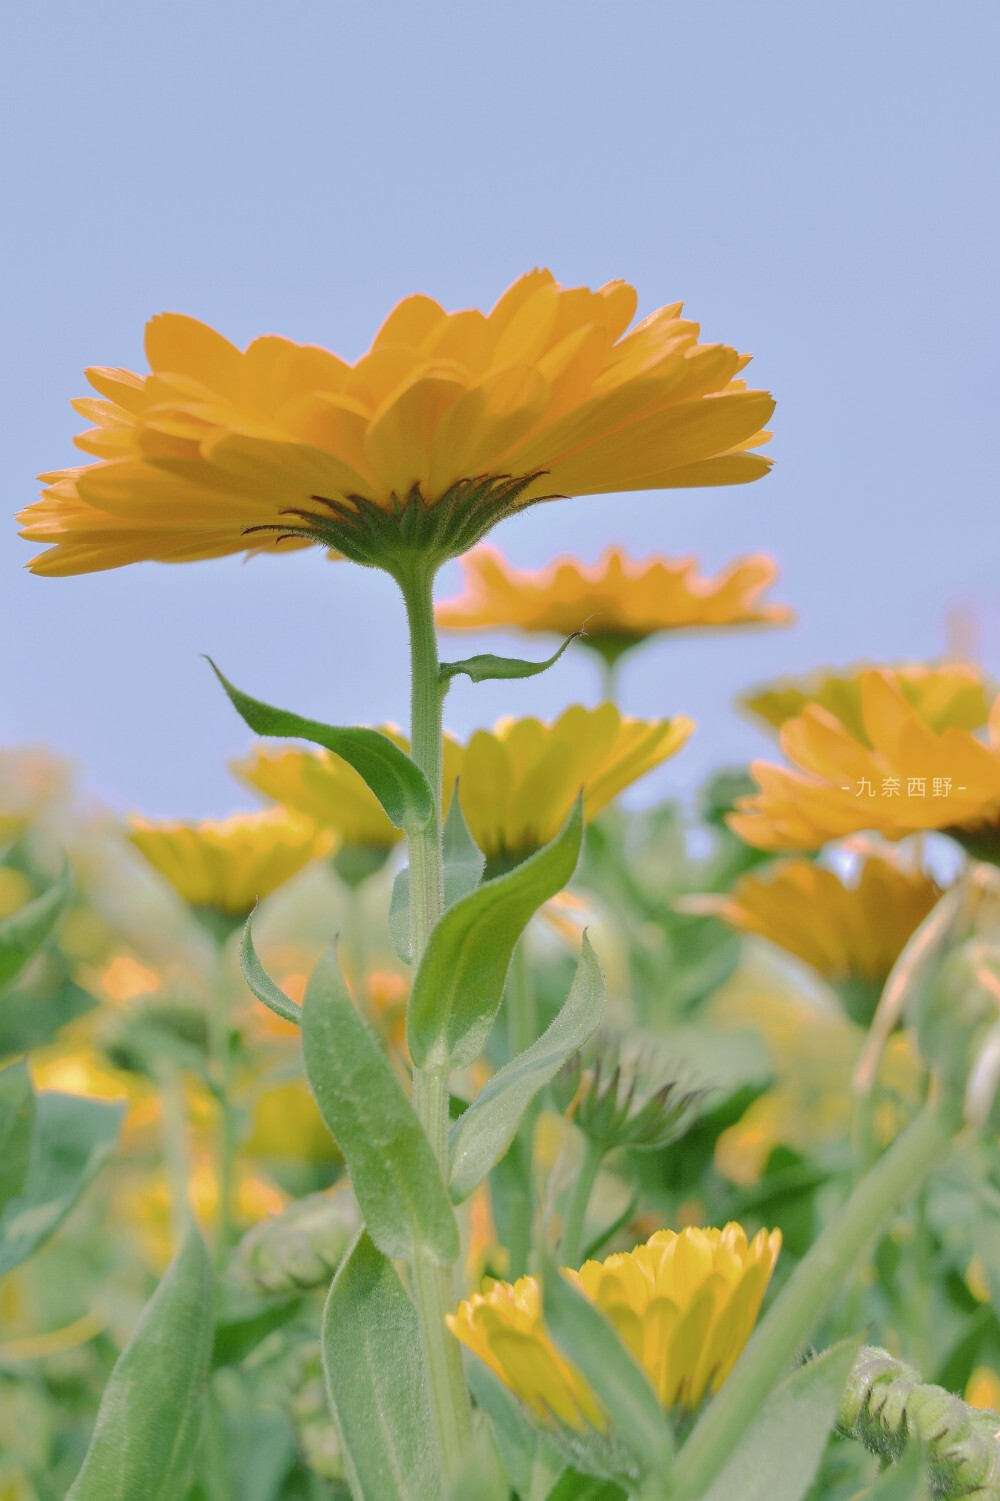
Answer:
[439, 634, 579, 686]
[240, 912, 301, 1026]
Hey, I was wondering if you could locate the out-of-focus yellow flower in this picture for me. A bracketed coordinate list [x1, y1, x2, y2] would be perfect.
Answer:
[965, 1367, 1000, 1414]
[123, 1151, 288, 1272]
[730, 670, 1000, 853]
[129, 809, 335, 917]
[246, 1079, 341, 1166]
[460, 705, 694, 866]
[436, 545, 792, 660]
[21, 270, 773, 577]
[0, 868, 33, 919]
[95, 953, 162, 1005]
[448, 1224, 780, 1427]
[741, 662, 992, 741]
[233, 730, 462, 851]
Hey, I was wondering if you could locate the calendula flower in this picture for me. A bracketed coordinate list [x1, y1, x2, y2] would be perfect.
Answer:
[20, 270, 774, 578]
[447, 1224, 781, 1429]
[129, 809, 334, 917]
[730, 670, 1000, 854]
[437, 545, 791, 666]
[459, 704, 694, 870]
[741, 662, 992, 741]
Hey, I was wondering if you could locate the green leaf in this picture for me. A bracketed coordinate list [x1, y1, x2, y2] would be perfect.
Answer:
[301, 945, 458, 1265]
[545, 1473, 627, 1500]
[66, 1227, 214, 1501]
[859, 1444, 929, 1499]
[0, 1060, 35, 1214]
[439, 634, 579, 686]
[697, 1337, 864, 1501]
[448, 934, 604, 1200]
[240, 913, 301, 1026]
[207, 658, 433, 833]
[0, 865, 71, 990]
[0, 1091, 123, 1276]
[322, 1232, 443, 1501]
[389, 793, 486, 963]
[0, 978, 96, 1060]
[211, 1293, 305, 1369]
[408, 799, 583, 1070]
[541, 1249, 673, 1479]
[446, 1423, 508, 1501]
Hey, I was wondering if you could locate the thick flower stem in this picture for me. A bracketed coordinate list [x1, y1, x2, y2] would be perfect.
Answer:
[665, 1097, 961, 1501]
[397, 559, 472, 1479]
[559, 1136, 604, 1267]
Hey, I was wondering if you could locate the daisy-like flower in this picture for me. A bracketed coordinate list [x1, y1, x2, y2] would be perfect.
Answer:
[689, 852, 944, 1022]
[447, 1224, 781, 1429]
[730, 670, 1000, 856]
[457, 704, 694, 871]
[741, 662, 992, 742]
[436, 545, 792, 668]
[20, 270, 773, 579]
[129, 809, 334, 918]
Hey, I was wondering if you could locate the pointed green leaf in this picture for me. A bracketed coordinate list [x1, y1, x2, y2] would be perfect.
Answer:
[466, 1362, 565, 1500]
[541, 1248, 674, 1479]
[408, 799, 583, 1070]
[439, 634, 580, 686]
[240, 913, 301, 1026]
[0, 1060, 35, 1214]
[302, 946, 458, 1264]
[389, 792, 486, 963]
[67, 1227, 214, 1501]
[0, 865, 71, 990]
[448, 934, 604, 1200]
[207, 658, 433, 832]
[0, 978, 95, 1060]
[322, 1232, 443, 1501]
[697, 1337, 865, 1501]
[0, 1091, 123, 1276]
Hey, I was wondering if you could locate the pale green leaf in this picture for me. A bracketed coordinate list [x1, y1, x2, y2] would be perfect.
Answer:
[0, 1060, 34, 1214]
[240, 913, 301, 1026]
[0, 865, 71, 990]
[859, 1444, 929, 1499]
[446, 1423, 508, 1501]
[389, 792, 486, 963]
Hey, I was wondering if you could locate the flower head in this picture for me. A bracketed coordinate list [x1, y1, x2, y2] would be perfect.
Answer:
[437, 545, 791, 665]
[129, 809, 333, 918]
[458, 704, 694, 870]
[730, 669, 1000, 854]
[741, 662, 992, 741]
[21, 271, 773, 577]
[447, 1224, 780, 1428]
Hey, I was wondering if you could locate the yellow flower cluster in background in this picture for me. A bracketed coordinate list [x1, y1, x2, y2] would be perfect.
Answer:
[448, 1224, 780, 1427]
[741, 662, 992, 741]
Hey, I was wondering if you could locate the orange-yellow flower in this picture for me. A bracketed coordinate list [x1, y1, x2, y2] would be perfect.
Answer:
[129, 809, 334, 917]
[447, 1224, 780, 1428]
[20, 270, 773, 577]
[741, 662, 992, 741]
[436, 546, 792, 659]
[730, 670, 1000, 853]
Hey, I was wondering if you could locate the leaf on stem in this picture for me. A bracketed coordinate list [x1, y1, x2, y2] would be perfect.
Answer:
[389, 792, 485, 963]
[439, 634, 580, 686]
[240, 912, 301, 1026]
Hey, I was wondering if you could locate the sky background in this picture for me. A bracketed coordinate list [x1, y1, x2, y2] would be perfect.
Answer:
[3, 1, 999, 820]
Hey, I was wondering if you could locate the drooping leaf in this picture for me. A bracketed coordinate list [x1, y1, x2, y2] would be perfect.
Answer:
[0, 1090, 123, 1277]
[439, 634, 579, 686]
[408, 799, 583, 1070]
[301, 946, 458, 1265]
[0, 1060, 35, 1214]
[449, 935, 605, 1200]
[0, 865, 71, 990]
[389, 792, 486, 963]
[66, 1227, 214, 1501]
[696, 1337, 865, 1501]
[322, 1232, 443, 1501]
[541, 1249, 673, 1480]
[240, 913, 301, 1026]
[208, 658, 433, 833]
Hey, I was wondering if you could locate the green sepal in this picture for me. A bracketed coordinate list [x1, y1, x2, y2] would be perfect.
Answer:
[207, 658, 433, 833]
[240, 911, 301, 1026]
[439, 634, 579, 687]
[0, 1060, 35, 1215]
[301, 945, 458, 1265]
[408, 798, 583, 1070]
[66, 1227, 214, 1501]
[389, 791, 486, 963]
[322, 1232, 444, 1501]
[448, 934, 604, 1201]
[0, 863, 71, 991]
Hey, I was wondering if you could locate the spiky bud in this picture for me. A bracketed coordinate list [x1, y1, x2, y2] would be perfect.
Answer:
[553, 1032, 700, 1152]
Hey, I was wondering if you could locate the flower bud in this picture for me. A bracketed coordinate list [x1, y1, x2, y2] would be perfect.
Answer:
[553, 1033, 701, 1152]
[235, 1189, 359, 1294]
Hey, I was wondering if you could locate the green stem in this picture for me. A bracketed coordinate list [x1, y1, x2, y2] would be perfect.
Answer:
[209, 957, 236, 1263]
[506, 938, 539, 1276]
[559, 1136, 604, 1267]
[666, 1098, 961, 1500]
[397, 559, 472, 1479]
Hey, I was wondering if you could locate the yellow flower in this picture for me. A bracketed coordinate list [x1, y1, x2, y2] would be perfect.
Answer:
[21, 270, 773, 577]
[129, 809, 334, 916]
[232, 729, 462, 851]
[965, 1367, 1000, 1414]
[436, 545, 792, 661]
[741, 662, 992, 741]
[730, 669, 1000, 853]
[458, 704, 694, 867]
[447, 1224, 781, 1428]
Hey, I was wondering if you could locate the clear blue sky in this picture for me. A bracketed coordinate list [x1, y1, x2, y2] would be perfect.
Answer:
[3, 1, 998, 818]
